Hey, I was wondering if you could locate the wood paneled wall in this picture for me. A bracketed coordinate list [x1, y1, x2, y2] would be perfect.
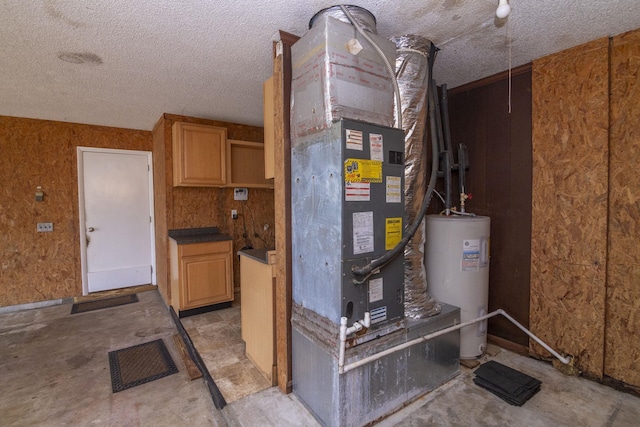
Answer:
[0, 116, 152, 306]
[606, 30, 640, 387]
[152, 114, 275, 303]
[447, 67, 533, 348]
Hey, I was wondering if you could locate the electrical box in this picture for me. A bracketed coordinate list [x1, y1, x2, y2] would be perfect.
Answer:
[292, 119, 405, 329]
[233, 187, 248, 200]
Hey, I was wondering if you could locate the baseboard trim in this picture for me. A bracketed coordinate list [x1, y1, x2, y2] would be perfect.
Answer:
[0, 297, 74, 314]
[487, 333, 530, 356]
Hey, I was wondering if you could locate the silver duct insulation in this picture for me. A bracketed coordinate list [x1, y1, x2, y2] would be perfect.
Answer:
[393, 35, 441, 319]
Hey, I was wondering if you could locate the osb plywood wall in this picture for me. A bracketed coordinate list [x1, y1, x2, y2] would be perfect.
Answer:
[606, 30, 640, 387]
[153, 114, 275, 303]
[531, 38, 610, 378]
[531, 29, 640, 387]
[0, 116, 151, 306]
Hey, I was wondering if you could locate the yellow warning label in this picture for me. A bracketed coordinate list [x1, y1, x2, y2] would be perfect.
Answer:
[344, 158, 383, 183]
[385, 217, 402, 250]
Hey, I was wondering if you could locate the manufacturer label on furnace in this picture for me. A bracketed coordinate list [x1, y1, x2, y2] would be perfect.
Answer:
[370, 306, 387, 324]
[386, 176, 401, 203]
[385, 217, 402, 250]
[345, 182, 370, 202]
[369, 278, 383, 303]
[369, 134, 384, 161]
[352, 211, 374, 255]
[344, 159, 382, 183]
[345, 129, 363, 151]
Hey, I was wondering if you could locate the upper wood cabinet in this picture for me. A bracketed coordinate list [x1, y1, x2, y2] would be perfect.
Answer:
[263, 76, 275, 179]
[172, 122, 227, 187]
[227, 139, 274, 188]
[171, 121, 273, 188]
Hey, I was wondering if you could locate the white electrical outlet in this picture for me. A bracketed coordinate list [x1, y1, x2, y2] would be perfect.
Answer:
[233, 188, 248, 201]
[231, 210, 238, 220]
[37, 222, 53, 232]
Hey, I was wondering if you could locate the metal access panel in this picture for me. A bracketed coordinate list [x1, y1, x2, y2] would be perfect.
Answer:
[291, 304, 460, 427]
[292, 118, 405, 328]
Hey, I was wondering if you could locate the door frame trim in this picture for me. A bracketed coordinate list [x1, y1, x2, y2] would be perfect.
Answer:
[77, 147, 157, 295]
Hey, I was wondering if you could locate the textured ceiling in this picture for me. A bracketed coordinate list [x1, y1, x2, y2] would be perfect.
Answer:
[1, 1, 639, 131]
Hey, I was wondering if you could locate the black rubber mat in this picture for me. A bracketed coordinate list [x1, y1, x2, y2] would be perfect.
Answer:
[473, 360, 541, 406]
[71, 294, 138, 314]
[108, 339, 178, 393]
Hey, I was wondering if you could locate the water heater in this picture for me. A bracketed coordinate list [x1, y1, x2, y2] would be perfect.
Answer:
[426, 215, 490, 359]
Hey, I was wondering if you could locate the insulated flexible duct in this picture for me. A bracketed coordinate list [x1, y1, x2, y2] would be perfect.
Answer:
[393, 35, 441, 319]
[351, 43, 440, 293]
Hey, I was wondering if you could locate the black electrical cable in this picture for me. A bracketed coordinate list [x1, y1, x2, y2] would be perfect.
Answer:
[239, 202, 253, 250]
[352, 44, 441, 282]
[243, 200, 268, 248]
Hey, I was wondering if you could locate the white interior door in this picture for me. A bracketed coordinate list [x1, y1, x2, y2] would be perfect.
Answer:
[78, 148, 155, 294]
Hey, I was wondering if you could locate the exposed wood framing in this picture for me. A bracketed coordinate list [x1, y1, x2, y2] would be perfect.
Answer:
[273, 30, 299, 393]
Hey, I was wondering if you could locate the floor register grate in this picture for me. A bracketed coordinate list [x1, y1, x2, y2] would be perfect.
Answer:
[108, 339, 178, 393]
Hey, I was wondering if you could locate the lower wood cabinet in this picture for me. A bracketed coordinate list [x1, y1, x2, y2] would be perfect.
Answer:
[240, 250, 277, 385]
[170, 239, 233, 311]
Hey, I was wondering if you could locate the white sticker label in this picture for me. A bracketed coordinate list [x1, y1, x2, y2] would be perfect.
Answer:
[346, 129, 363, 151]
[369, 278, 383, 303]
[370, 134, 384, 161]
[386, 176, 401, 203]
[370, 306, 387, 324]
[353, 211, 374, 255]
[345, 182, 370, 202]
[461, 239, 480, 271]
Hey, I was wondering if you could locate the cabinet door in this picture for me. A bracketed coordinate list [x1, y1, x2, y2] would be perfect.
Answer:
[172, 122, 227, 186]
[263, 76, 275, 179]
[181, 250, 233, 309]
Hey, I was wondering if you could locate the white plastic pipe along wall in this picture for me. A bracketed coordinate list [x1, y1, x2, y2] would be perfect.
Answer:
[338, 309, 571, 374]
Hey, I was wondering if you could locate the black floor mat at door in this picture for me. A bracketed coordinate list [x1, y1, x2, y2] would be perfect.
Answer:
[71, 294, 138, 314]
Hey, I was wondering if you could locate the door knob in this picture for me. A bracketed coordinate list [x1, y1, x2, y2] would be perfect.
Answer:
[87, 227, 95, 232]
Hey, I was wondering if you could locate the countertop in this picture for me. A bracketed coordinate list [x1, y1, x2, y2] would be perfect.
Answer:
[238, 248, 276, 264]
[168, 227, 232, 244]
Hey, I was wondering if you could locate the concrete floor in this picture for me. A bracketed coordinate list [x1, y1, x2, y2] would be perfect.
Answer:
[1, 289, 638, 427]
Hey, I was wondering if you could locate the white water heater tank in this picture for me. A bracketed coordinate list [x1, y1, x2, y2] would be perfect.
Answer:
[426, 215, 490, 359]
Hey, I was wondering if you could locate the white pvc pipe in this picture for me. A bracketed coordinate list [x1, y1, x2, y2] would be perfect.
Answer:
[498, 309, 570, 364]
[339, 312, 371, 373]
[338, 309, 570, 374]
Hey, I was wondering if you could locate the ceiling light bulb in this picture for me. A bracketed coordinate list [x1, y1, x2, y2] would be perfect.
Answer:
[496, 0, 511, 19]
